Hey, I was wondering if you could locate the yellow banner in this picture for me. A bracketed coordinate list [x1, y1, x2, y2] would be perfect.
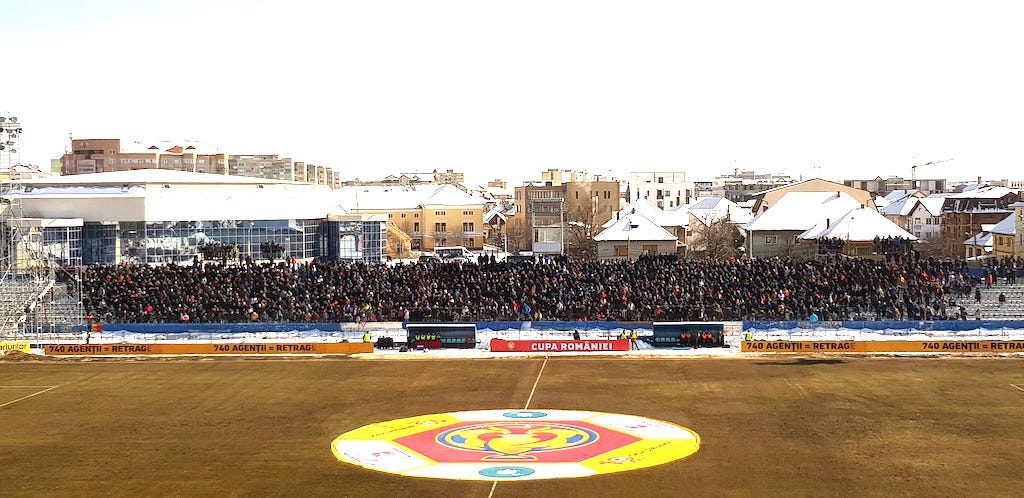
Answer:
[742, 340, 1024, 353]
[1, 341, 31, 354]
[44, 343, 373, 356]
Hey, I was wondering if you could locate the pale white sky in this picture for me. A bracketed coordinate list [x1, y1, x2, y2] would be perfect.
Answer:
[4, 0, 1023, 186]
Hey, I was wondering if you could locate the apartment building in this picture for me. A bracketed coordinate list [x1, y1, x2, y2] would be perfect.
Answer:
[337, 184, 487, 252]
[61, 139, 228, 176]
[844, 176, 947, 196]
[628, 172, 693, 209]
[514, 175, 620, 255]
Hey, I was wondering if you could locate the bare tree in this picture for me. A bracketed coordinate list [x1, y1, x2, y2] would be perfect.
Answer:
[388, 220, 413, 259]
[504, 216, 530, 254]
[563, 195, 601, 259]
[691, 218, 744, 259]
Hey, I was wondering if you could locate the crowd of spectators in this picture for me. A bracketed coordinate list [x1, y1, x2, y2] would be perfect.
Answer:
[82, 254, 981, 324]
[873, 236, 915, 258]
[982, 256, 1023, 285]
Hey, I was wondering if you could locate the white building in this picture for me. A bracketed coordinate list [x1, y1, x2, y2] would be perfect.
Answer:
[5, 169, 385, 265]
[627, 172, 693, 209]
[594, 211, 678, 260]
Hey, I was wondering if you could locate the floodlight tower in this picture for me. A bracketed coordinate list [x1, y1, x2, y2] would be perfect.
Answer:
[0, 113, 27, 336]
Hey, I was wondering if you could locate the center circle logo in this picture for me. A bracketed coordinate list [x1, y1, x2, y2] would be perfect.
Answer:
[331, 409, 700, 480]
[437, 422, 599, 460]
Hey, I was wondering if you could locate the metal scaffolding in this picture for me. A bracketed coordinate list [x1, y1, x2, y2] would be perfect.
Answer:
[1, 114, 86, 341]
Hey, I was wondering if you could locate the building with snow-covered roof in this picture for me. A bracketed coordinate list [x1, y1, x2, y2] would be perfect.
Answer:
[4, 170, 386, 265]
[743, 191, 863, 258]
[750, 178, 873, 215]
[799, 207, 916, 257]
[989, 209, 1020, 258]
[939, 185, 1019, 242]
[337, 184, 488, 252]
[964, 224, 996, 260]
[880, 195, 946, 241]
[594, 211, 677, 260]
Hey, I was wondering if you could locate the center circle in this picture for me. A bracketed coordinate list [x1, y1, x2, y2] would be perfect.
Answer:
[331, 409, 700, 480]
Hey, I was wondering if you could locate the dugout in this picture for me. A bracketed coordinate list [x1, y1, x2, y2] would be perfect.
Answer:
[406, 323, 477, 349]
[647, 322, 725, 348]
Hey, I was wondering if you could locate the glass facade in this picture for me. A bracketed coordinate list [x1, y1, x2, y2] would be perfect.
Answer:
[79, 218, 386, 265]
[318, 220, 387, 262]
[41, 225, 82, 267]
[82, 219, 321, 264]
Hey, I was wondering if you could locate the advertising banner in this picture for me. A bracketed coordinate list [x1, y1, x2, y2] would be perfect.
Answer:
[741, 340, 1024, 353]
[0, 341, 31, 354]
[490, 339, 630, 353]
[43, 342, 373, 356]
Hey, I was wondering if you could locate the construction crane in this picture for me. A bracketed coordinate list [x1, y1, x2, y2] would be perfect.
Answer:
[911, 158, 953, 181]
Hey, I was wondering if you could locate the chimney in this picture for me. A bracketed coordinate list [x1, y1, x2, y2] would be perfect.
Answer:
[977, 176, 982, 184]
[826, 218, 831, 228]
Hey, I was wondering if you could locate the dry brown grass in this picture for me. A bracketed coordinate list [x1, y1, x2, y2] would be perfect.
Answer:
[1, 357, 1022, 497]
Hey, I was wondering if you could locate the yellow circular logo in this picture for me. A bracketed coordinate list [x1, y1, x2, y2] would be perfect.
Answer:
[331, 409, 700, 480]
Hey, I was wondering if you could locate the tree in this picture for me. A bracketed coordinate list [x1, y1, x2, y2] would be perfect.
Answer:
[504, 216, 530, 254]
[563, 195, 602, 259]
[691, 218, 744, 259]
[389, 220, 414, 259]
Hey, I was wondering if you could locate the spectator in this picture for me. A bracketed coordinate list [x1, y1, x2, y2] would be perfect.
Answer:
[80, 254, 979, 324]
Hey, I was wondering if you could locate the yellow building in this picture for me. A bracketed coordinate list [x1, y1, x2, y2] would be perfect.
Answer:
[338, 185, 487, 254]
[991, 202, 1023, 258]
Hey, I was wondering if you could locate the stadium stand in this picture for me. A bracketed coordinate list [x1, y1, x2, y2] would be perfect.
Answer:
[77, 254, 1022, 324]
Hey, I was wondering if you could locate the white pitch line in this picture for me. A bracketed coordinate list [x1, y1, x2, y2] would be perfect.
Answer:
[1011, 384, 1024, 393]
[487, 356, 551, 498]
[0, 384, 61, 409]
[0, 386, 58, 389]
[523, 356, 548, 410]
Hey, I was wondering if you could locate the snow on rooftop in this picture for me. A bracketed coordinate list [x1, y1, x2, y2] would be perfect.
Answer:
[965, 231, 994, 247]
[800, 207, 917, 241]
[687, 196, 753, 226]
[594, 212, 677, 242]
[948, 185, 1015, 199]
[605, 199, 688, 229]
[990, 213, 1017, 235]
[743, 191, 863, 232]
[336, 184, 487, 211]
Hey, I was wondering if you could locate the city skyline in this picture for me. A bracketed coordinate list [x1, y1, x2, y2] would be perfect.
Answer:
[5, 0, 1024, 186]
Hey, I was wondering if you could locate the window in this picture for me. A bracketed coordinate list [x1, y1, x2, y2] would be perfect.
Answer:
[414, 213, 419, 218]
[413, 222, 420, 233]
[462, 210, 472, 216]
[575, 191, 579, 199]
[435, 211, 446, 216]
[615, 245, 628, 256]
[434, 222, 447, 233]
[765, 235, 778, 244]
[468, 238, 474, 247]
[400, 213, 406, 218]
[658, 177, 664, 183]
[463, 222, 475, 232]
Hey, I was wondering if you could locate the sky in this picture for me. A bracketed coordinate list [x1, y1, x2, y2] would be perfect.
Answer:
[3, 0, 1024, 186]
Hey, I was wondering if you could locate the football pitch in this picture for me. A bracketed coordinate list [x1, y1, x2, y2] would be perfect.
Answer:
[2, 356, 1023, 497]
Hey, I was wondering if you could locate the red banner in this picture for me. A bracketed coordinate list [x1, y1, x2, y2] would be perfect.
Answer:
[489, 338, 630, 353]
